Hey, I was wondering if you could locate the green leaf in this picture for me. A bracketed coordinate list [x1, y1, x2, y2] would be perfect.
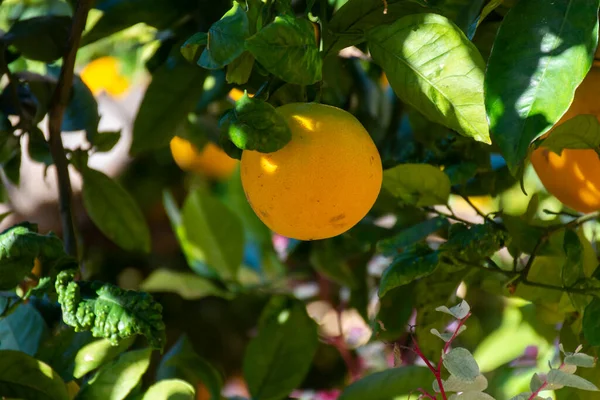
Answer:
[537, 114, 600, 154]
[324, 0, 429, 55]
[530, 373, 544, 392]
[583, 297, 600, 346]
[374, 284, 414, 341]
[243, 297, 319, 400]
[76, 348, 152, 400]
[547, 369, 599, 391]
[310, 239, 359, 288]
[0, 303, 47, 356]
[338, 366, 433, 400]
[377, 217, 450, 256]
[434, 374, 488, 393]
[562, 229, 584, 288]
[81, 0, 196, 46]
[73, 337, 136, 379]
[156, 335, 223, 400]
[440, 222, 509, 262]
[63, 74, 100, 142]
[367, 13, 490, 144]
[0, 222, 66, 290]
[431, 325, 466, 342]
[142, 379, 195, 400]
[565, 353, 597, 368]
[93, 131, 121, 153]
[139, 268, 233, 300]
[81, 167, 151, 253]
[6, 16, 71, 62]
[199, 3, 249, 70]
[0, 349, 70, 400]
[131, 50, 207, 155]
[442, 347, 480, 382]
[27, 126, 53, 166]
[485, 0, 599, 173]
[226, 51, 255, 85]
[56, 269, 166, 350]
[379, 244, 440, 297]
[180, 32, 207, 64]
[36, 328, 95, 382]
[382, 163, 451, 207]
[246, 15, 322, 85]
[219, 93, 291, 153]
[436, 300, 470, 320]
[182, 188, 244, 281]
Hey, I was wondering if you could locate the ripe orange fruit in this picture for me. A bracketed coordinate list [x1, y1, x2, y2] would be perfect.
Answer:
[530, 65, 600, 213]
[80, 56, 129, 97]
[240, 103, 382, 240]
[170, 137, 238, 180]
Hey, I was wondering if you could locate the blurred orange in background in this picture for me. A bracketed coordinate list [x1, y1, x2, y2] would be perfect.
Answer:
[80, 56, 130, 97]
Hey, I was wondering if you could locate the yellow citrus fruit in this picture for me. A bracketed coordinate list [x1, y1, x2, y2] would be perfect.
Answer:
[228, 88, 245, 102]
[530, 66, 600, 213]
[80, 56, 129, 97]
[170, 137, 238, 180]
[240, 103, 383, 240]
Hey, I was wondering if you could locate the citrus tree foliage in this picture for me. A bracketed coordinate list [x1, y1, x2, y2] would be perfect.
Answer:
[0, 0, 599, 399]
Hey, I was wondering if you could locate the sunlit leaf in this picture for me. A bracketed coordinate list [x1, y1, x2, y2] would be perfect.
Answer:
[141, 379, 195, 400]
[382, 164, 451, 207]
[547, 369, 599, 391]
[537, 115, 600, 155]
[73, 337, 135, 379]
[442, 347, 480, 382]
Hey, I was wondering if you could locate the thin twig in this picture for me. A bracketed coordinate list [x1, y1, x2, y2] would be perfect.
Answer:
[425, 207, 473, 226]
[47, 0, 92, 257]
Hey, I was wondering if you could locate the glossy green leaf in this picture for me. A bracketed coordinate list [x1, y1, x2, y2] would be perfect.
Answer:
[73, 337, 136, 379]
[324, 0, 429, 55]
[6, 16, 71, 62]
[338, 366, 433, 400]
[485, 0, 600, 173]
[243, 297, 319, 400]
[35, 329, 94, 382]
[246, 15, 322, 85]
[0, 303, 47, 356]
[219, 93, 291, 153]
[583, 297, 600, 346]
[537, 114, 600, 154]
[226, 52, 255, 85]
[156, 335, 223, 400]
[368, 13, 490, 144]
[62, 74, 100, 141]
[382, 163, 451, 207]
[547, 369, 599, 391]
[199, 3, 249, 70]
[131, 50, 207, 155]
[76, 348, 152, 400]
[180, 32, 207, 64]
[0, 349, 69, 400]
[163, 191, 219, 279]
[81, 167, 151, 253]
[142, 379, 195, 400]
[93, 131, 121, 153]
[379, 244, 440, 297]
[139, 268, 232, 300]
[442, 347, 480, 382]
[377, 217, 449, 255]
[182, 188, 244, 281]
[428, 0, 485, 37]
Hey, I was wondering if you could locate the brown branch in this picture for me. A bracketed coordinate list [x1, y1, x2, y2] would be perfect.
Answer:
[47, 0, 92, 257]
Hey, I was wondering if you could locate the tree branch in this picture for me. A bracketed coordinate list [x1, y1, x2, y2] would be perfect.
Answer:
[47, 0, 92, 257]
